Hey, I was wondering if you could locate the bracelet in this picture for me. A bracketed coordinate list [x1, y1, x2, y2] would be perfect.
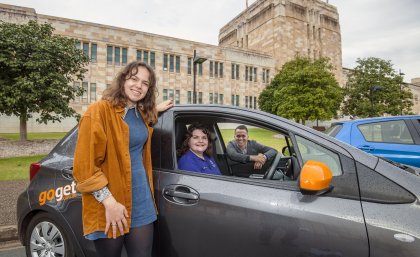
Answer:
[92, 186, 112, 203]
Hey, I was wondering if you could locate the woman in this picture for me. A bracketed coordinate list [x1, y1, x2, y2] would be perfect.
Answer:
[177, 122, 221, 175]
[73, 61, 172, 257]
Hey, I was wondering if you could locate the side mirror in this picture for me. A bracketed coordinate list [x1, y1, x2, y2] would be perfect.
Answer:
[299, 160, 333, 195]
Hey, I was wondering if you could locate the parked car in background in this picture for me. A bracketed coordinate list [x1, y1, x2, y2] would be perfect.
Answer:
[17, 106, 420, 257]
[325, 116, 420, 168]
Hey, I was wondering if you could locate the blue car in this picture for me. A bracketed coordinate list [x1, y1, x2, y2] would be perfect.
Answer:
[325, 116, 420, 168]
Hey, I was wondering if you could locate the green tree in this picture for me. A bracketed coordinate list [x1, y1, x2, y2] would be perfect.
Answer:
[258, 55, 343, 124]
[342, 57, 413, 118]
[0, 20, 89, 140]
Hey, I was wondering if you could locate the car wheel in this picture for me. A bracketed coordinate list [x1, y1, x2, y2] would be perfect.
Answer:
[25, 212, 75, 257]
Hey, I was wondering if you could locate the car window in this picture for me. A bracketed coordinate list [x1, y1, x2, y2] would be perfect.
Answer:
[295, 135, 343, 176]
[324, 124, 343, 137]
[219, 123, 287, 154]
[358, 120, 414, 144]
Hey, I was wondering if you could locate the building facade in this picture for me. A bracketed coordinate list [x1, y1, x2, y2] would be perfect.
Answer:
[0, 0, 342, 132]
[409, 78, 420, 115]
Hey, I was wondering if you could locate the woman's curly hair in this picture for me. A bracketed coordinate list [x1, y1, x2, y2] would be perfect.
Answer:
[102, 61, 158, 125]
[177, 122, 213, 157]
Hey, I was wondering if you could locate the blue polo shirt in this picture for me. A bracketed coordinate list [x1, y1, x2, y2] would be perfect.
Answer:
[178, 149, 221, 175]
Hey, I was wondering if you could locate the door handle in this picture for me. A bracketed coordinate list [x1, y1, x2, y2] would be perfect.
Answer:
[358, 145, 375, 151]
[162, 185, 199, 205]
[164, 189, 198, 200]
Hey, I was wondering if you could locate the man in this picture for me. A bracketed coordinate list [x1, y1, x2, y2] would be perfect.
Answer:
[227, 125, 278, 169]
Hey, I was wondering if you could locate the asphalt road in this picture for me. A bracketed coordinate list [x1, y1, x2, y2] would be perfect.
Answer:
[0, 241, 25, 257]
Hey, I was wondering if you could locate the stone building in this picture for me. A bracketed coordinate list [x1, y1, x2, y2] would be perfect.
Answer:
[0, 0, 342, 132]
[409, 78, 420, 115]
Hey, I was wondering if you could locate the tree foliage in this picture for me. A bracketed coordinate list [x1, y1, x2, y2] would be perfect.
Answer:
[258, 55, 343, 124]
[342, 57, 413, 118]
[0, 20, 89, 140]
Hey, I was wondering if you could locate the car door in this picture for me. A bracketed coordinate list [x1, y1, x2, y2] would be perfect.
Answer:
[350, 119, 420, 167]
[154, 108, 368, 257]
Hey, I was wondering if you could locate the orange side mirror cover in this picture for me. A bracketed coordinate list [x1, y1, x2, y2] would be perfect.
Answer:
[300, 160, 333, 191]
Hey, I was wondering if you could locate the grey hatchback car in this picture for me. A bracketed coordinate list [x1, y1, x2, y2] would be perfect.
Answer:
[17, 105, 420, 257]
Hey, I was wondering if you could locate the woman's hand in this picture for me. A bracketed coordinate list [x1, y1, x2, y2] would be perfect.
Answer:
[157, 99, 174, 113]
[102, 195, 129, 239]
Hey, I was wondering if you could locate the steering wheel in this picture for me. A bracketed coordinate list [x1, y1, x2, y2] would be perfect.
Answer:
[263, 153, 282, 180]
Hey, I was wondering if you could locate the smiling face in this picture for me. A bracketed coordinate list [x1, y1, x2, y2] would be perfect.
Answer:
[234, 129, 249, 149]
[123, 66, 150, 106]
[188, 129, 209, 156]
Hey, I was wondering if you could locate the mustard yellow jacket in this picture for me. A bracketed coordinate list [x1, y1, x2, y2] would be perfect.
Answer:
[73, 100, 154, 238]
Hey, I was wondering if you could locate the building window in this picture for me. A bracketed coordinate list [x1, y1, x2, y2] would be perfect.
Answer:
[262, 69, 266, 83]
[107, 46, 113, 64]
[137, 50, 155, 68]
[83, 42, 89, 58]
[236, 64, 239, 80]
[254, 67, 257, 82]
[231, 64, 235, 79]
[198, 92, 203, 104]
[91, 43, 97, 63]
[169, 55, 174, 72]
[187, 91, 192, 104]
[245, 66, 248, 81]
[231, 94, 235, 105]
[82, 82, 88, 103]
[215, 62, 219, 77]
[249, 67, 253, 81]
[115, 47, 120, 65]
[169, 89, 174, 100]
[150, 52, 155, 68]
[90, 83, 96, 102]
[210, 61, 213, 77]
[219, 63, 224, 78]
[163, 54, 168, 71]
[236, 95, 239, 106]
[176, 56, 180, 73]
[122, 48, 128, 65]
[163, 89, 168, 101]
[214, 93, 218, 104]
[249, 96, 252, 108]
[77, 41, 97, 63]
[266, 69, 270, 82]
[188, 57, 192, 75]
[254, 96, 257, 109]
[219, 94, 224, 105]
[245, 96, 248, 108]
[209, 93, 213, 104]
[198, 63, 203, 76]
[175, 90, 180, 104]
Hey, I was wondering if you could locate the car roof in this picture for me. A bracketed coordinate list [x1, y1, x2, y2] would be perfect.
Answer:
[332, 115, 420, 125]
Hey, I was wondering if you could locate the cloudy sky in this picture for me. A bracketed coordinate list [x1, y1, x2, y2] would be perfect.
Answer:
[2, 0, 419, 82]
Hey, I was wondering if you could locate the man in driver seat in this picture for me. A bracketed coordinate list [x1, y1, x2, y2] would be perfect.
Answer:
[227, 125, 278, 170]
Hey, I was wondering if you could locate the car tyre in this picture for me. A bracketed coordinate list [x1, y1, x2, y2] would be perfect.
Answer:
[25, 212, 75, 257]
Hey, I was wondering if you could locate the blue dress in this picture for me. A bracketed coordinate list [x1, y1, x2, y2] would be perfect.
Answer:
[178, 149, 221, 175]
[86, 107, 156, 240]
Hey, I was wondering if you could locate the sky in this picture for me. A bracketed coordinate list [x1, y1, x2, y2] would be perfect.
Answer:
[1, 0, 419, 82]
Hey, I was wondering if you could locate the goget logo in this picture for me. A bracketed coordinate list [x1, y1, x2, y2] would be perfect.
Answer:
[39, 181, 77, 206]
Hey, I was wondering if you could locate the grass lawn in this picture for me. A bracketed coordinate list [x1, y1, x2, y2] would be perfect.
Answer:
[220, 128, 287, 151]
[0, 132, 67, 141]
[0, 155, 45, 181]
